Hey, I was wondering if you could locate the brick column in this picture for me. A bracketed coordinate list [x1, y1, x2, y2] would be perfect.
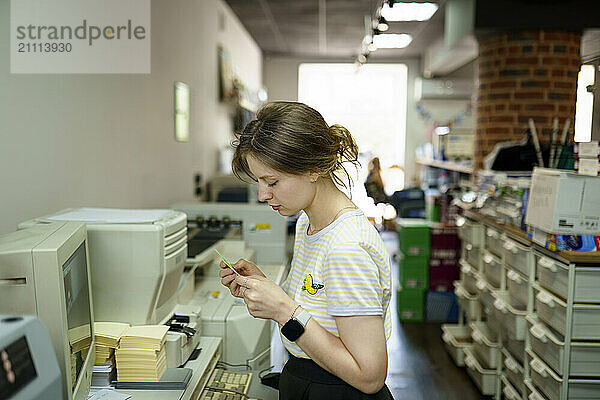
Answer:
[475, 31, 581, 170]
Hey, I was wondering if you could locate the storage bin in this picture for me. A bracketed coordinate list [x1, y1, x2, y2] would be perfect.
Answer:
[464, 348, 498, 396]
[470, 321, 501, 369]
[397, 219, 430, 257]
[524, 378, 549, 400]
[398, 253, 429, 290]
[506, 268, 529, 310]
[529, 350, 600, 400]
[457, 218, 484, 248]
[534, 285, 600, 340]
[430, 225, 459, 249]
[428, 258, 459, 292]
[503, 348, 526, 397]
[482, 250, 503, 289]
[455, 281, 481, 321]
[527, 315, 600, 377]
[463, 243, 481, 272]
[501, 375, 522, 400]
[537, 256, 600, 304]
[460, 260, 479, 294]
[397, 288, 425, 322]
[425, 291, 458, 322]
[503, 238, 532, 278]
[492, 292, 527, 340]
[441, 324, 472, 367]
[485, 226, 504, 257]
[505, 331, 525, 366]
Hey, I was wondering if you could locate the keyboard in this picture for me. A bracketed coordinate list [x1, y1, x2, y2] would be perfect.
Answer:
[199, 367, 252, 400]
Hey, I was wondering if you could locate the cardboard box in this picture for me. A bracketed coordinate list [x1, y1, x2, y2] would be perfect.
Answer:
[525, 168, 600, 234]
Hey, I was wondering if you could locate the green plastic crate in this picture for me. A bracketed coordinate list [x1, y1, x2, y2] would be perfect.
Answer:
[398, 253, 429, 290]
[396, 288, 425, 322]
[397, 219, 431, 257]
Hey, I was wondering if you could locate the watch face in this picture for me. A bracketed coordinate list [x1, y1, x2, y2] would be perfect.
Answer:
[281, 319, 304, 341]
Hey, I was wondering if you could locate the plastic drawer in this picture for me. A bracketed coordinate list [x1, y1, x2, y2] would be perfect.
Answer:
[506, 268, 529, 310]
[459, 260, 479, 295]
[482, 250, 502, 289]
[501, 375, 522, 400]
[534, 285, 600, 340]
[485, 227, 504, 258]
[505, 331, 525, 366]
[503, 239, 532, 278]
[463, 243, 481, 272]
[464, 348, 498, 396]
[529, 350, 600, 400]
[457, 218, 484, 248]
[455, 281, 481, 321]
[470, 321, 501, 369]
[524, 378, 549, 400]
[527, 316, 600, 377]
[441, 324, 472, 367]
[503, 348, 526, 397]
[537, 256, 600, 303]
[492, 292, 527, 340]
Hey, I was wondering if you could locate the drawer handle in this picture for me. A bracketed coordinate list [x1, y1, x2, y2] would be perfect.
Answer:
[529, 324, 548, 343]
[472, 330, 484, 344]
[530, 358, 548, 377]
[507, 270, 523, 283]
[476, 279, 486, 290]
[504, 356, 518, 372]
[503, 384, 517, 399]
[538, 257, 558, 272]
[503, 241, 514, 251]
[465, 354, 475, 369]
[483, 254, 494, 264]
[456, 217, 466, 227]
[536, 291, 555, 308]
[494, 298, 508, 313]
[461, 264, 470, 274]
[529, 392, 545, 400]
[487, 230, 499, 238]
[465, 243, 473, 251]
[455, 285, 468, 298]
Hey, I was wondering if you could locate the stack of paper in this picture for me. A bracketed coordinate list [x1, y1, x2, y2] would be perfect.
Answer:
[68, 324, 91, 358]
[94, 322, 130, 363]
[91, 361, 116, 388]
[115, 325, 169, 382]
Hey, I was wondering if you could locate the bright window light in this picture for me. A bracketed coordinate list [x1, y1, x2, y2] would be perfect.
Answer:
[381, 2, 439, 22]
[574, 64, 595, 143]
[373, 33, 413, 49]
[435, 126, 450, 135]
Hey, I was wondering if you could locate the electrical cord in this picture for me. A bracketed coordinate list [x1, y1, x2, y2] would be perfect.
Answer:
[216, 361, 251, 370]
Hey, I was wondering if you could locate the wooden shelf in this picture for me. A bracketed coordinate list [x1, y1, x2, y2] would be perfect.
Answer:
[416, 158, 474, 174]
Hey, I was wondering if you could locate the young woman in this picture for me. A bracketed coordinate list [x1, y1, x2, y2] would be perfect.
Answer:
[219, 101, 394, 400]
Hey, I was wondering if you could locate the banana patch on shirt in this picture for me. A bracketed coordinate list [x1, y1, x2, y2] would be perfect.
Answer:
[301, 274, 324, 295]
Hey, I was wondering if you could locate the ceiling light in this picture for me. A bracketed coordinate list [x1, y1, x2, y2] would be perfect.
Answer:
[435, 126, 450, 136]
[376, 16, 389, 32]
[372, 33, 412, 49]
[381, 2, 439, 22]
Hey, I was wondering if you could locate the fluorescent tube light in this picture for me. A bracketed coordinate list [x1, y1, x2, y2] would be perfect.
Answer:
[373, 33, 413, 49]
[381, 2, 439, 22]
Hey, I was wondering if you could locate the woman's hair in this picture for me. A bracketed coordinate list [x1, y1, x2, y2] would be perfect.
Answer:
[231, 101, 360, 189]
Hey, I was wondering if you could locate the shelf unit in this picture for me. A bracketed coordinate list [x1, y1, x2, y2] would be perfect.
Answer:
[415, 158, 474, 175]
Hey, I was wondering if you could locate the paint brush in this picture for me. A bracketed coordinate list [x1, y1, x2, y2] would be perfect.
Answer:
[528, 118, 545, 168]
[554, 118, 570, 168]
[549, 117, 558, 169]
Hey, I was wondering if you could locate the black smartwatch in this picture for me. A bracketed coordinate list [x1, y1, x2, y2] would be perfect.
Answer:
[281, 309, 311, 342]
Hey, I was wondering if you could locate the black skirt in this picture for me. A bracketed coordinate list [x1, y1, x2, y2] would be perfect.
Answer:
[279, 355, 394, 400]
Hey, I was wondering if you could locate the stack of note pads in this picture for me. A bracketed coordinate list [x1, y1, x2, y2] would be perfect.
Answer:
[94, 322, 130, 363]
[115, 325, 169, 382]
[68, 324, 92, 359]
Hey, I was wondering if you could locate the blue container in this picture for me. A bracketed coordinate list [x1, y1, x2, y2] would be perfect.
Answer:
[425, 291, 458, 322]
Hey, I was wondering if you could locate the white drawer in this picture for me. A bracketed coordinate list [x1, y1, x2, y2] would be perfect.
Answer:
[503, 348, 525, 398]
[506, 268, 529, 310]
[505, 331, 525, 366]
[524, 378, 549, 400]
[442, 324, 473, 367]
[537, 256, 600, 304]
[485, 227, 504, 257]
[527, 316, 600, 377]
[492, 292, 528, 340]
[471, 321, 501, 369]
[534, 285, 600, 340]
[464, 348, 498, 396]
[501, 375, 523, 400]
[458, 218, 484, 248]
[503, 238, 532, 278]
[482, 250, 502, 289]
[460, 259, 479, 295]
[463, 242, 481, 272]
[455, 281, 481, 321]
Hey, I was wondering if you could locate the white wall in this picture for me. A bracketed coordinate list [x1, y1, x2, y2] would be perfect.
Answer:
[0, 0, 262, 234]
[263, 56, 427, 187]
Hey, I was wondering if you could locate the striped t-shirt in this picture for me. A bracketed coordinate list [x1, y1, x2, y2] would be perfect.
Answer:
[281, 209, 392, 358]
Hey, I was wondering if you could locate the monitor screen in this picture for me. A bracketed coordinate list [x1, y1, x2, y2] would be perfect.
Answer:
[63, 242, 92, 392]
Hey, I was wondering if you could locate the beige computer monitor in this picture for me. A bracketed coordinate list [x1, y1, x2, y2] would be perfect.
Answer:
[0, 221, 96, 400]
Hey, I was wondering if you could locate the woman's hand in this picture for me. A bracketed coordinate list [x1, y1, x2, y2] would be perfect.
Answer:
[218, 258, 266, 298]
[233, 274, 296, 325]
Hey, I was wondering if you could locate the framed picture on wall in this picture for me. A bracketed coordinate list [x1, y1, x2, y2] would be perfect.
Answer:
[174, 81, 190, 142]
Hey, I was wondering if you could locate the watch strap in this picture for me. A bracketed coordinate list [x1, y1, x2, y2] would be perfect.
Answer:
[295, 309, 311, 327]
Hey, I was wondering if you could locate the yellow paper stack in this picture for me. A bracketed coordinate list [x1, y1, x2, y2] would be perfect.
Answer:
[94, 322, 130, 363]
[68, 324, 92, 358]
[115, 325, 169, 382]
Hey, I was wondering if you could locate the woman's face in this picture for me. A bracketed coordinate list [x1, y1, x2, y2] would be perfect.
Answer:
[246, 155, 317, 216]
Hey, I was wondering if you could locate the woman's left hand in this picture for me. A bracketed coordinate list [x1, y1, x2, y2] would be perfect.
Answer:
[234, 274, 296, 325]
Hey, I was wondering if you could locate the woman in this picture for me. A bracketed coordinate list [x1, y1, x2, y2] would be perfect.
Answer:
[219, 101, 393, 400]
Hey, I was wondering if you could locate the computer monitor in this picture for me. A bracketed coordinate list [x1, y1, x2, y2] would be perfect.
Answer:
[0, 222, 95, 400]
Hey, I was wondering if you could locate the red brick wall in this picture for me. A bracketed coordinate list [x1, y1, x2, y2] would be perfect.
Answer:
[475, 31, 581, 169]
